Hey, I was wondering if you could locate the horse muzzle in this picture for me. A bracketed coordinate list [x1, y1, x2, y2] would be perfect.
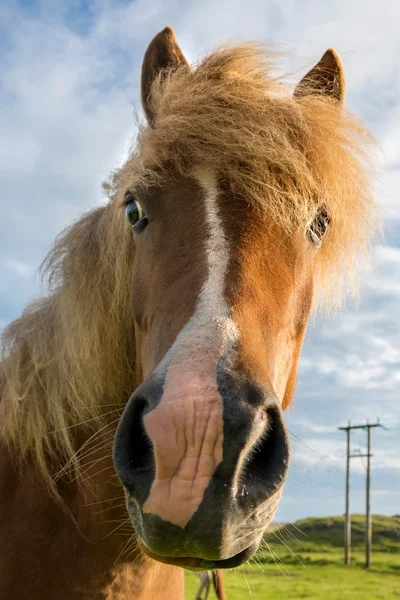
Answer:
[113, 365, 289, 568]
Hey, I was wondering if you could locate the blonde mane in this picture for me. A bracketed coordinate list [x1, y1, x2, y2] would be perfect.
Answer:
[0, 43, 380, 484]
[0, 205, 136, 485]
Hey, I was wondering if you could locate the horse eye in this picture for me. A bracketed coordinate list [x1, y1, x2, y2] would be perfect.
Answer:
[125, 198, 145, 226]
[306, 207, 331, 247]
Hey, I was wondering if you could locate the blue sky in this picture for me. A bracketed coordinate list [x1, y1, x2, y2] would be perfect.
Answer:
[1, 0, 399, 523]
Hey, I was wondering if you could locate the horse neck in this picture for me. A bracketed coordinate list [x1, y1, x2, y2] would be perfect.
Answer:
[0, 433, 184, 600]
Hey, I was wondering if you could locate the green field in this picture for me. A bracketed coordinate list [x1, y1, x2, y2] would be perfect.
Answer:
[185, 515, 400, 599]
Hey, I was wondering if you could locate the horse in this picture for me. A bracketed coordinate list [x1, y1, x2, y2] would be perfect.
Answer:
[0, 25, 379, 599]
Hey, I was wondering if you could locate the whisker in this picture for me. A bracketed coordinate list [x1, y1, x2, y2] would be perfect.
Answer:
[241, 565, 252, 598]
[47, 409, 123, 434]
[69, 456, 109, 482]
[278, 520, 308, 539]
[71, 434, 115, 464]
[272, 528, 306, 568]
[80, 495, 126, 507]
[77, 464, 115, 485]
[102, 517, 132, 540]
[114, 533, 138, 564]
[93, 503, 127, 515]
[251, 552, 266, 573]
[262, 541, 291, 578]
[55, 430, 116, 479]
[271, 519, 305, 545]
[52, 418, 120, 482]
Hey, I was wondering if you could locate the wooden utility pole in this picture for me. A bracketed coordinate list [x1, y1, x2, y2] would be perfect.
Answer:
[338, 420, 387, 568]
[366, 426, 372, 568]
[345, 425, 351, 565]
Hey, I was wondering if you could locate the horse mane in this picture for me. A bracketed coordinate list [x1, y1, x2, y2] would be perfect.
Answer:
[0, 203, 136, 486]
[0, 43, 380, 485]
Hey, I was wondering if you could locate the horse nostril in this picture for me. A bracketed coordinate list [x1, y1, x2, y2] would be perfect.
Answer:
[240, 405, 289, 501]
[113, 395, 155, 496]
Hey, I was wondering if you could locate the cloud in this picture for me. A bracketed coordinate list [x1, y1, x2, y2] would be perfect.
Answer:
[0, 0, 399, 522]
[1, 259, 32, 277]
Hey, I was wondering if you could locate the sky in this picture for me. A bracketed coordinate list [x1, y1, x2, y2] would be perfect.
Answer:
[0, 0, 399, 523]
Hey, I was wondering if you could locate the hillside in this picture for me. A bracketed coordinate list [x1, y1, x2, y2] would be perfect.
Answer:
[265, 514, 400, 554]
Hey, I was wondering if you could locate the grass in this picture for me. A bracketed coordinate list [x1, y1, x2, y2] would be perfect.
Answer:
[184, 515, 400, 599]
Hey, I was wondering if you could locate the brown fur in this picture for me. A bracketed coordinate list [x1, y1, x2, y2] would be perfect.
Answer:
[0, 435, 184, 599]
[219, 189, 315, 409]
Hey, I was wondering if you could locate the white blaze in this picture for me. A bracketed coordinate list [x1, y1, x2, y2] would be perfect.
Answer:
[156, 167, 238, 373]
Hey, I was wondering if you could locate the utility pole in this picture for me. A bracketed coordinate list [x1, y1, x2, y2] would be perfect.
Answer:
[338, 420, 388, 568]
[345, 426, 351, 565]
[366, 425, 372, 568]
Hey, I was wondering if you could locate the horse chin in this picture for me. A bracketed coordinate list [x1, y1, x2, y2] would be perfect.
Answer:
[122, 482, 281, 571]
[138, 540, 260, 571]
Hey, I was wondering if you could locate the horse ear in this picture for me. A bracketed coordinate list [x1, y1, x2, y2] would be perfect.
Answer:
[293, 48, 345, 104]
[141, 26, 189, 124]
